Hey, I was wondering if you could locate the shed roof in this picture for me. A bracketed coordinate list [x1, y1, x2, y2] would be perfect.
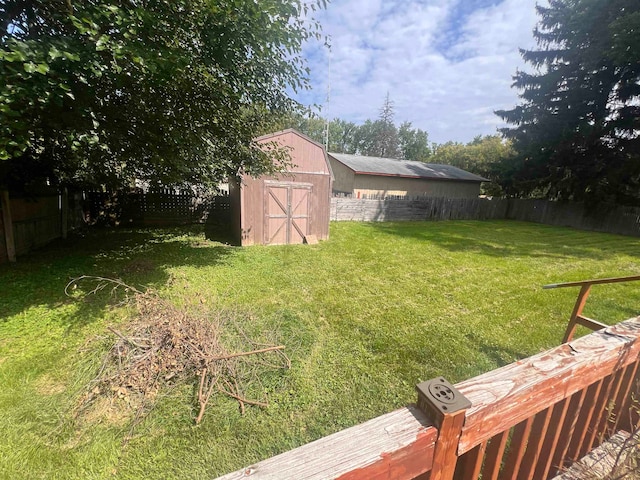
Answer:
[255, 128, 326, 150]
[328, 153, 488, 182]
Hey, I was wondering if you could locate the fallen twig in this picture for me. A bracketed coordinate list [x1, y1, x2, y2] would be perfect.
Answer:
[219, 387, 268, 409]
[107, 327, 150, 350]
[210, 345, 285, 362]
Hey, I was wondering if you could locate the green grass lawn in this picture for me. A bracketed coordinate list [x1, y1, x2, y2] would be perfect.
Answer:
[1, 220, 638, 479]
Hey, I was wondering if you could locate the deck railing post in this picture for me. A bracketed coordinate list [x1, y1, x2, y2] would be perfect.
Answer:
[562, 284, 591, 343]
[416, 378, 471, 480]
[544, 275, 640, 343]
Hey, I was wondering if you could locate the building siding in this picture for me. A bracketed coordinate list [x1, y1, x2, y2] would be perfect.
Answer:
[352, 176, 481, 199]
[329, 160, 356, 194]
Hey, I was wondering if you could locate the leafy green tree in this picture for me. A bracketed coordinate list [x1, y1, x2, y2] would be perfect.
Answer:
[353, 119, 379, 157]
[398, 122, 431, 161]
[328, 118, 358, 154]
[431, 136, 508, 172]
[496, 0, 640, 205]
[0, 0, 324, 191]
[431, 141, 468, 168]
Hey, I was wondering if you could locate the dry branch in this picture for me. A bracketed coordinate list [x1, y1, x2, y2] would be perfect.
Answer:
[71, 277, 290, 429]
[209, 345, 285, 362]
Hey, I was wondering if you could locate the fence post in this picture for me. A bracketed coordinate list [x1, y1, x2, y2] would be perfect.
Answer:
[61, 187, 69, 239]
[1, 189, 16, 262]
[416, 378, 471, 480]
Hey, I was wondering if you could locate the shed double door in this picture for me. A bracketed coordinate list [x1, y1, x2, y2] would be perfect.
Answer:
[265, 182, 311, 245]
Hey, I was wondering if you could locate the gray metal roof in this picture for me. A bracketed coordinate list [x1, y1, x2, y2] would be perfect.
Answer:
[328, 153, 489, 182]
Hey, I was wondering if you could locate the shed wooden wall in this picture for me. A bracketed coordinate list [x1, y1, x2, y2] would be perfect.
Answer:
[238, 130, 332, 246]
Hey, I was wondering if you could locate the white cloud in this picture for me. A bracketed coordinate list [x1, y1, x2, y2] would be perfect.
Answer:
[296, 0, 546, 144]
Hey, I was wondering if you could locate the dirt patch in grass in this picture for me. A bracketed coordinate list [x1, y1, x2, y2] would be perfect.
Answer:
[80, 395, 132, 428]
[33, 374, 67, 396]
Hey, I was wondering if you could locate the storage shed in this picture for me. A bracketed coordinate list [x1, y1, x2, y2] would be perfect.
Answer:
[230, 129, 333, 246]
[328, 153, 487, 199]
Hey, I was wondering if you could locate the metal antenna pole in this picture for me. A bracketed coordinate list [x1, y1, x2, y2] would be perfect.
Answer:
[324, 39, 331, 151]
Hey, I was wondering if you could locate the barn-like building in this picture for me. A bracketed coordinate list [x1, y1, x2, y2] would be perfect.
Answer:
[229, 129, 333, 246]
[328, 153, 487, 199]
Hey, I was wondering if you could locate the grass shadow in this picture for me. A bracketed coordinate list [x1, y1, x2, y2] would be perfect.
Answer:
[0, 225, 236, 329]
[368, 220, 638, 261]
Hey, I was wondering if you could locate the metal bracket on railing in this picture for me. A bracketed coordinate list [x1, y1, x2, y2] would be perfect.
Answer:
[416, 377, 471, 429]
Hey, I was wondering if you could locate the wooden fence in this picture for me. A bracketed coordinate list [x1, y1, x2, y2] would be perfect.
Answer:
[84, 190, 230, 226]
[217, 315, 640, 479]
[1, 190, 64, 263]
[330, 197, 640, 237]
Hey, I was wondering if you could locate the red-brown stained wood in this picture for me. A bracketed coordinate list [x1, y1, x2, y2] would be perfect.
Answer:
[533, 399, 570, 480]
[456, 318, 640, 455]
[574, 316, 608, 332]
[482, 431, 509, 480]
[566, 381, 602, 463]
[501, 418, 533, 480]
[518, 407, 552, 480]
[545, 275, 640, 289]
[610, 360, 639, 434]
[617, 359, 640, 433]
[595, 364, 626, 444]
[214, 318, 640, 480]
[454, 442, 486, 480]
[582, 375, 614, 455]
[562, 285, 591, 343]
[336, 429, 435, 480]
[551, 390, 586, 475]
[216, 406, 437, 480]
[429, 411, 467, 480]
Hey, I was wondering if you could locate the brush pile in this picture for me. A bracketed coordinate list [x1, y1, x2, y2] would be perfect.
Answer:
[70, 277, 290, 426]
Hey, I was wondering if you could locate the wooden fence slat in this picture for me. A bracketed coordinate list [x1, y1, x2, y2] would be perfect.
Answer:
[482, 431, 509, 480]
[616, 359, 640, 434]
[567, 381, 602, 463]
[329, 197, 640, 237]
[550, 390, 587, 475]
[1, 189, 16, 262]
[519, 407, 553, 480]
[595, 364, 627, 445]
[583, 375, 615, 455]
[501, 418, 534, 480]
[533, 399, 571, 480]
[610, 360, 639, 434]
[61, 188, 68, 239]
[454, 442, 486, 480]
[562, 285, 592, 343]
[429, 411, 467, 480]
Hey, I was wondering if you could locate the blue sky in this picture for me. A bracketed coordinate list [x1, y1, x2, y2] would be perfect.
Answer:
[294, 0, 545, 144]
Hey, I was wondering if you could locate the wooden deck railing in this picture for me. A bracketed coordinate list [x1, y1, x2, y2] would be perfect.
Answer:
[217, 315, 640, 480]
[543, 275, 640, 343]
